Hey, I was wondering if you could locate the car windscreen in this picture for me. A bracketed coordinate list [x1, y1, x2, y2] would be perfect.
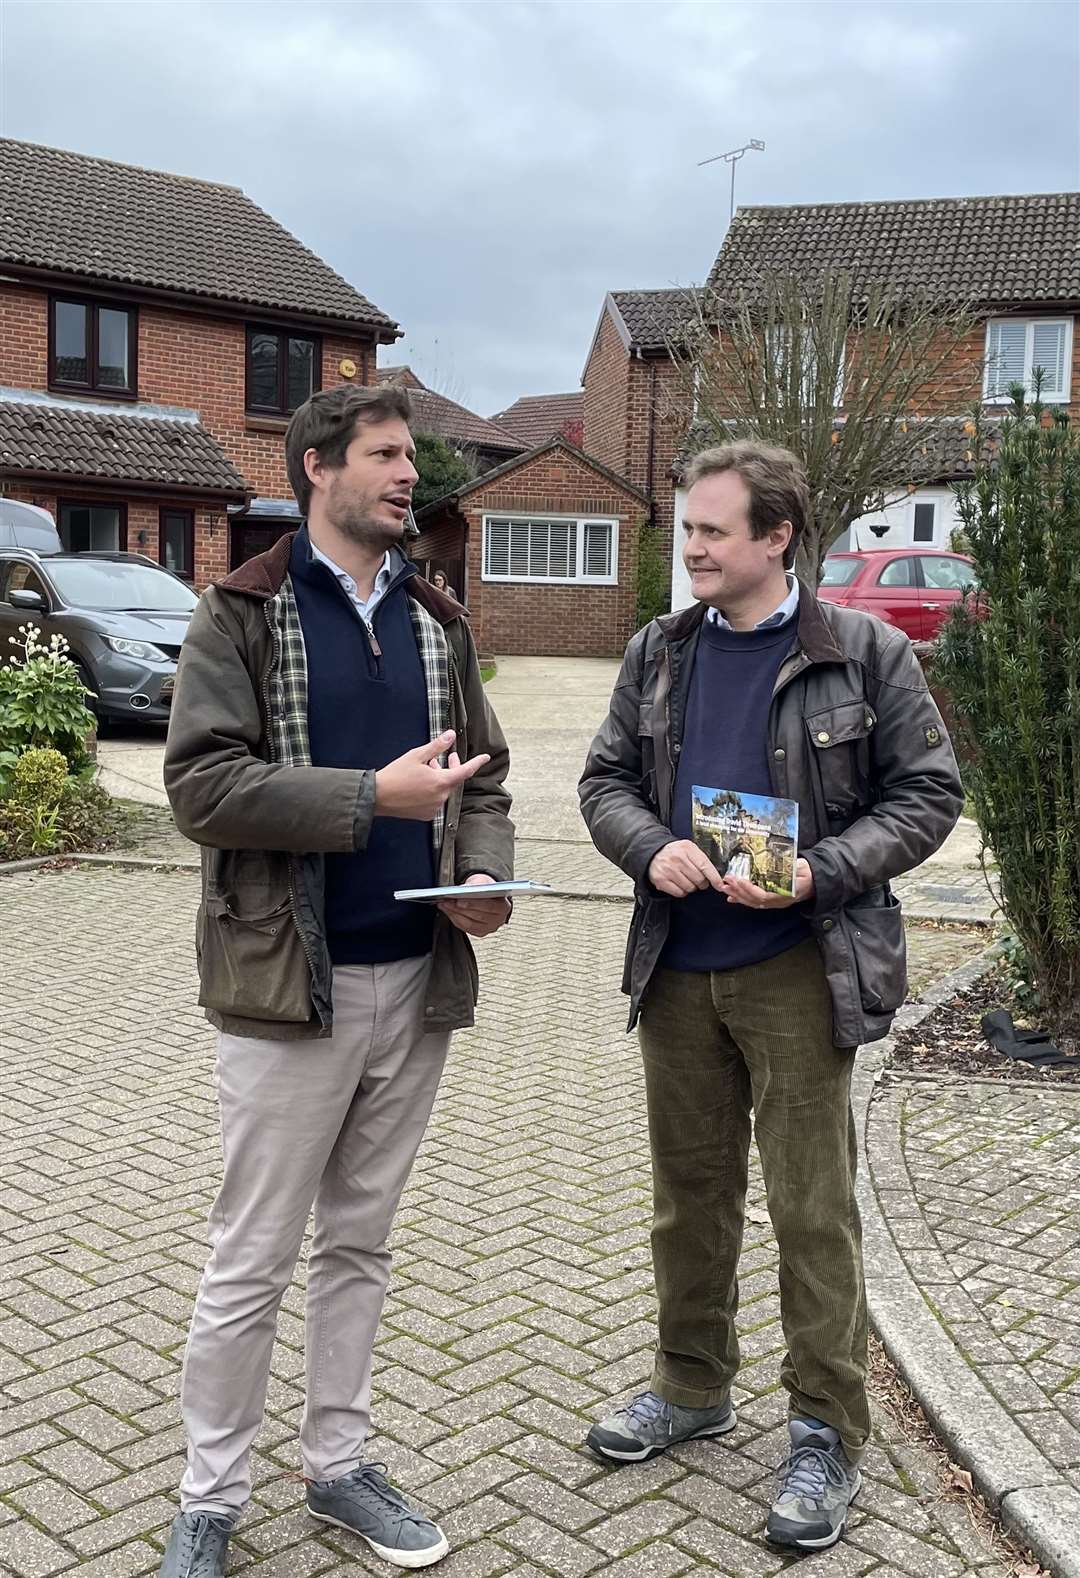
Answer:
[47, 560, 199, 612]
[819, 558, 861, 587]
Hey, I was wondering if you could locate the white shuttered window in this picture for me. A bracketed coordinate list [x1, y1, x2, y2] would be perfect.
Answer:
[985, 318, 1072, 401]
[483, 515, 618, 584]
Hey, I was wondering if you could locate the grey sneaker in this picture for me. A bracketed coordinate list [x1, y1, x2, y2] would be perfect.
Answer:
[766, 1417, 862, 1549]
[586, 1388, 736, 1463]
[158, 1511, 233, 1577]
[307, 1462, 448, 1569]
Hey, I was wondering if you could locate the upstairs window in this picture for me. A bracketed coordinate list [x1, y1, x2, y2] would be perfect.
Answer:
[482, 515, 618, 584]
[49, 298, 137, 396]
[984, 318, 1072, 403]
[246, 327, 320, 415]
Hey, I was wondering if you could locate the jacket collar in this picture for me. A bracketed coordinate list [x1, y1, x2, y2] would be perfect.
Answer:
[217, 529, 468, 627]
[656, 578, 845, 663]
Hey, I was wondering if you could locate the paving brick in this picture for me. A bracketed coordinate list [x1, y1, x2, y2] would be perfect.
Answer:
[0, 866, 1012, 1575]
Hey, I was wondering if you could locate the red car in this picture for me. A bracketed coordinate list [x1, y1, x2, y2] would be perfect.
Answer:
[817, 548, 977, 643]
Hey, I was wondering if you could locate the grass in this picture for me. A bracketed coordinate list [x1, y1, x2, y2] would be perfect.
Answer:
[480, 663, 496, 684]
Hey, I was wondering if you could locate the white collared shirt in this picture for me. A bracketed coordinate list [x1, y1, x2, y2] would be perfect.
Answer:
[707, 573, 800, 632]
[310, 542, 393, 624]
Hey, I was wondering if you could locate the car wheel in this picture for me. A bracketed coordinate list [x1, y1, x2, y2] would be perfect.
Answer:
[74, 662, 106, 733]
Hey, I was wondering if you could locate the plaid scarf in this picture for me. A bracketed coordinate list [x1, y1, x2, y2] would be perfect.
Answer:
[266, 577, 452, 851]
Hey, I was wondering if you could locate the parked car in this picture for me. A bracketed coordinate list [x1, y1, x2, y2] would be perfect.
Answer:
[0, 536, 197, 725]
[817, 548, 977, 642]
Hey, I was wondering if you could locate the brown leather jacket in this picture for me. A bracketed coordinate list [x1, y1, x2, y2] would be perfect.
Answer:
[164, 534, 513, 1040]
[579, 586, 963, 1046]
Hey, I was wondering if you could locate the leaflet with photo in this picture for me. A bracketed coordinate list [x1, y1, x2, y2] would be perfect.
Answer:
[690, 786, 799, 898]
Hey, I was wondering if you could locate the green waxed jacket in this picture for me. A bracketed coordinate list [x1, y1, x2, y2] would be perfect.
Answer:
[164, 533, 513, 1040]
[579, 586, 963, 1047]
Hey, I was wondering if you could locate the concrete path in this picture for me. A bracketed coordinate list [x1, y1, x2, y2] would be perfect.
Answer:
[1, 865, 1011, 1577]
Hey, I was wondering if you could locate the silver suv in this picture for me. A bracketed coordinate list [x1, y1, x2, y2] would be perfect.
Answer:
[0, 504, 197, 725]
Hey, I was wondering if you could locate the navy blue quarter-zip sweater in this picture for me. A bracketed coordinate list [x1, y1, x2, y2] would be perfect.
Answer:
[662, 613, 810, 973]
[290, 530, 436, 965]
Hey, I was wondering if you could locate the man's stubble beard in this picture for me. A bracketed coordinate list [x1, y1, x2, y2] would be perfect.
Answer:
[328, 486, 404, 551]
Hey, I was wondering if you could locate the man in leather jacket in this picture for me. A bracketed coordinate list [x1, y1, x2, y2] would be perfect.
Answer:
[579, 441, 962, 1551]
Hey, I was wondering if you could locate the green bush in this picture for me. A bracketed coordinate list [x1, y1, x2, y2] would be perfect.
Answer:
[0, 769, 128, 861]
[933, 385, 1080, 1039]
[0, 625, 95, 772]
[634, 517, 669, 630]
[10, 746, 68, 808]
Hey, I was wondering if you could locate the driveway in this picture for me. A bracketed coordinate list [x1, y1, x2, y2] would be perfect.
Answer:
[96, 656, 622, 833]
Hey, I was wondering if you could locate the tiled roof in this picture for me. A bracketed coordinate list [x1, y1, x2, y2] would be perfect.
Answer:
[0, 392, 247, 495]
[491, 391, 584, 446]
[708, 193, 1080, 306]
[0, 138, 399, 333]
[610, 289, 700, 350]
[376, 366, 428, 390]
[672, 416, 999, 485]
[415, 436, 649, 519]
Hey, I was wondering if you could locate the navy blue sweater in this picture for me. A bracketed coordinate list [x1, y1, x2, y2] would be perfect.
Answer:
[662, 614, 810, 973]
[290, 532, 435, 965]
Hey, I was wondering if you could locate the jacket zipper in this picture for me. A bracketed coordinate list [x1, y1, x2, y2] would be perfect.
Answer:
[364, 618, 383, 659]
[262, 602, 322, 1012]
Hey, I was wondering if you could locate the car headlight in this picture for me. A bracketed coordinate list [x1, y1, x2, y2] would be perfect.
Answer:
[103, 636, 169, 661]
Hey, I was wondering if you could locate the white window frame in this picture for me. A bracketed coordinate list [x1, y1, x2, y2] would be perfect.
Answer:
[481, 513, 619, 585]
[983, 316, 1073, 403]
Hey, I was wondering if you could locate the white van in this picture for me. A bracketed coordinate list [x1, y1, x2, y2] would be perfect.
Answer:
[0, 499, 63, 555]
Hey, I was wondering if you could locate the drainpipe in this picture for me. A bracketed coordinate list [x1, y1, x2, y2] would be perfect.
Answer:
[645, 359, 657, 528]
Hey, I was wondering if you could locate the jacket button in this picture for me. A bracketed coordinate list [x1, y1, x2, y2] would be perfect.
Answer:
[424, 1006, 435, 1016]
[822, 918, 834, 931]
[774, 748, 786, 761]
[673, 742, 681, 754]
[817, 731, 831, 744]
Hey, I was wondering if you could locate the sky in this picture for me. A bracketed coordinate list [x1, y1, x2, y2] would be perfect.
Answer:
[1, 0, 1078, 416]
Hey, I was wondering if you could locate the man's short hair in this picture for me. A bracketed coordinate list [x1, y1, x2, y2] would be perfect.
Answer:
[684, 440, 809, 571]
[285, 384, 412, 513]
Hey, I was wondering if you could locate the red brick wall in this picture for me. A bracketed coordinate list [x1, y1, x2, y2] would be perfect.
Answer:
[458, 448, 645, 657]
[0, 281, 380, 584]
[0, 285, 47, 387]
[582, 309, 631, 475]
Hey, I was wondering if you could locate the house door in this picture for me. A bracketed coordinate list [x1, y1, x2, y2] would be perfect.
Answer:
[230, 519, 294, 568]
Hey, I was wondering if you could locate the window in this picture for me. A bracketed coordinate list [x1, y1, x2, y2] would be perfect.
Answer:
[49, 298, 137, 395]
[919, 556, 977, 592]
[1, 563, 49, 605]
[819, 557, 861, 587]
[160, 509, 195, 580]
[877, 557, 914, 588]
[912, 502, 936, 543]
[246, 327, 320, 414]
[984, 317, 1072, 402]
[58, 502, 123, 554]
[482, 515, 618, 584]
[768, 324, 845, 407]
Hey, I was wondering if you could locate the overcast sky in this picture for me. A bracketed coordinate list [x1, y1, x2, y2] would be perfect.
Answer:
[1, 0, 1078, 415]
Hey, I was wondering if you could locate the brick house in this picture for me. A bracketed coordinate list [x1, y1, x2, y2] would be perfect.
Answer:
[411, 438, 648, 657]
[669, 192, 1080, 604]
[0, 138, 399, 584]
[376, 366, 525, 472]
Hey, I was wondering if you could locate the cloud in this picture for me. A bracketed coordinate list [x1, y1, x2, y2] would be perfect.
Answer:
[0, 0, 1077, 414]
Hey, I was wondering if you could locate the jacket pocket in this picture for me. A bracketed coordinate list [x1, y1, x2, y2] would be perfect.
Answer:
[806, 700, 876, 815]
[845, 891, 907, 1015]
[196, 895, 313, 1023]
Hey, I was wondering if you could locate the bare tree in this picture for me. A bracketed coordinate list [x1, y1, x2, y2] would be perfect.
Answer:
[669, 270, 978, 581]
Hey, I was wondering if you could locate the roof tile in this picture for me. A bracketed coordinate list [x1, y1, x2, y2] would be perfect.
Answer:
[0, 138, 398, 332]
[0, 396, 247, 495]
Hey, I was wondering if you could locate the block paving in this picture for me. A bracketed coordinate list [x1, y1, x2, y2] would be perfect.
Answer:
[873, 1078, 1080, 1484]
[1, 864, 1014, 1575]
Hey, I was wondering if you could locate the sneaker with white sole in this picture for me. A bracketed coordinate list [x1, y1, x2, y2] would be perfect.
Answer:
[766, 1417, 862, 1549]
[307, 1462, 448, 1570]
[585, 1388, 736, 1463]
